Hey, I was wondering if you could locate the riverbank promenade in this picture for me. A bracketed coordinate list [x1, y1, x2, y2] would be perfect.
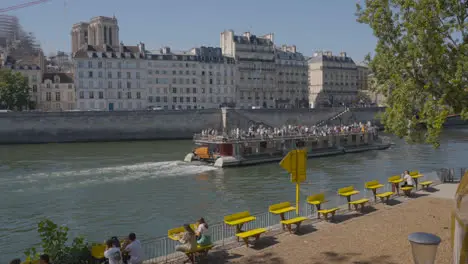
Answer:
[157, 183, 456, 264]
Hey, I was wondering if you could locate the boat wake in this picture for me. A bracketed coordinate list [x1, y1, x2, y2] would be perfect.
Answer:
[11, 161, 218, 191]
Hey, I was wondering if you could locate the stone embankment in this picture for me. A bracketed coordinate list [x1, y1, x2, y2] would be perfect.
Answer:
[0, 107, 385, 144]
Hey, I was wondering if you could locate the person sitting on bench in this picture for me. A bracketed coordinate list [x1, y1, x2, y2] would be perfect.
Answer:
[175, 224, 197, 253]
[195, 217, 212, 246]
[402, 170, 414, 188]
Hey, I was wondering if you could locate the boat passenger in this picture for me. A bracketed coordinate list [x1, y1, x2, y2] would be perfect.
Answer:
[175, 224, 198, 254]
[195, 217, 212, 246]
[402, 170, 414, 188]
[110, 236, 121, 248]
[124, 233, 144, 264]
[104, 239, 123, 264]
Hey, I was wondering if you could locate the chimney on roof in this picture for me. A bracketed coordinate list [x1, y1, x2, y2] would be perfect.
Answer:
[138, 42, 145, 53]
[340, 52, 347, 57]
[161, 47, 170, 54]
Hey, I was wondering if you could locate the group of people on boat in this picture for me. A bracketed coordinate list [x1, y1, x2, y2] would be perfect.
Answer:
[174, 218, 211, 261]
[199, 121, 377, 141]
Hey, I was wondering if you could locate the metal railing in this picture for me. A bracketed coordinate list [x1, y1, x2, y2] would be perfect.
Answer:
[141, 169, 445, 263]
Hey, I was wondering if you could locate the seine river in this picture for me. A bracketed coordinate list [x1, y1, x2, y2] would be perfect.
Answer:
[1, 129, 467, 261]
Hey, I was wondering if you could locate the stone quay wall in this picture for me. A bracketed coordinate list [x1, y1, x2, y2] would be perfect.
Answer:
[0, 107, 385, 144]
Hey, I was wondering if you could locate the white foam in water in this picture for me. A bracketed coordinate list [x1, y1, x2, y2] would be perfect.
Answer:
[14, 161, 218, 190]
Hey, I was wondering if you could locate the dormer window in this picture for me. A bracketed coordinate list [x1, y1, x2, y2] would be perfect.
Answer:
[54, 75, 60, 83]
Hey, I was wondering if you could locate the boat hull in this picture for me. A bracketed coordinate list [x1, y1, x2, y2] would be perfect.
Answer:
[184, 143, 391, 168]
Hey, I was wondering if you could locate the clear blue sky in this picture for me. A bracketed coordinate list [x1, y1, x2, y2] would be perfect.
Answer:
[4, 0, 376, 61]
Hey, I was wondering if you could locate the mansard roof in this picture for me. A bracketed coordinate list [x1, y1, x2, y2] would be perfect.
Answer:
[42, 72, 74, 83]
[73, 44, 145, 59]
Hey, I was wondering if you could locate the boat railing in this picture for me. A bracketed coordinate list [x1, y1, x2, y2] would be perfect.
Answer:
[193, 130, 377, 144]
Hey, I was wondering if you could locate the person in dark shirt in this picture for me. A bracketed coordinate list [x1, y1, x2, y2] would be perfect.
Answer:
[39, 254, 50, 264]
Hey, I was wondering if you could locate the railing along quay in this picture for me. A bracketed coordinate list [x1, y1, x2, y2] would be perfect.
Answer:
[140, 168, 456, 263]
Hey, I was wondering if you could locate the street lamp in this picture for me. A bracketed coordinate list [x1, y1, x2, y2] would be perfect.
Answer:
[407, 232, 441, 264]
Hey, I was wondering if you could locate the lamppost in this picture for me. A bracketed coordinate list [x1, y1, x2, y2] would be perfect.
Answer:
[407, 232, 441, 264]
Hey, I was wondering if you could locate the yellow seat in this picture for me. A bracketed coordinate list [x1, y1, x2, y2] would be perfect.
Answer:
[269, 202, 296, 215]
[168, 223, 197, 241]
[317, 208, 339, 221]
[21, 260, 39, 264]
[338, 186, 360, 197]
[401, 186, 413, 197]
[349, 198, 369, 212]
[376, 191, 394, 204]
[91, 244, 106, 259]
[236, 227, 267, 246]
[224, 211, 256, 226]
[365, 180, 384, 190]
[410, 170, 424, 178]
[306, 193, 327, 205]
[187, 244, 214, 254]
[388, 175, 403, 184]
[420, 181, 433, 189]
[280, 216, 308, 233]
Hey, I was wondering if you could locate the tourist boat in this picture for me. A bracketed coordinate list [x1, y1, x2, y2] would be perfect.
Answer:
[184, 129, 392, 168]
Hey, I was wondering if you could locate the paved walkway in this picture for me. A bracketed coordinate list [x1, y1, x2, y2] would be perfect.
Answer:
[203, 184, 457, 264]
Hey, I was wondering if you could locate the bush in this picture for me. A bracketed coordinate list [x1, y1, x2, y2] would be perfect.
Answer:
[24, 219, 91, 264]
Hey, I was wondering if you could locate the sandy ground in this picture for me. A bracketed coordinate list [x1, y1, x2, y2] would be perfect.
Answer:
[204, 192, 454, 264]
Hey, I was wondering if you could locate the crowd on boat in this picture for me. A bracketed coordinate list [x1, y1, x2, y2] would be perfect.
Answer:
[199, 121, 377, 140]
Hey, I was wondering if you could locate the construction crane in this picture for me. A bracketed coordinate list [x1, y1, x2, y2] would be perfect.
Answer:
[0, 0, 51, 13]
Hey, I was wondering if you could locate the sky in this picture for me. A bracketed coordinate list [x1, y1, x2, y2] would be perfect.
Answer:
[3, 0, 377, 62]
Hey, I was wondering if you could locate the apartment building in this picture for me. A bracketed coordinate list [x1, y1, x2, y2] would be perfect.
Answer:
[73, 43, 147, 111]
[308, 51, 358, 108]
[221, 30, 277, 109]
[275, 45, 308, 108]
[39, 73, 75, 111]
[357, 64, 369, 91]
[71, 16, 147, 111]
[146, 46, 236, 110]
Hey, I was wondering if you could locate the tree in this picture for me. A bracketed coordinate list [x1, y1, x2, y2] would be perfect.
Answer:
[356, 0, 468, 147]
[0, 68, 31, 110]
[24, 219, 91, 264]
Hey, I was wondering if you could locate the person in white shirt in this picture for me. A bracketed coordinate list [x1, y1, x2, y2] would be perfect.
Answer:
[402, 170, 414, 187]
[124, 233, 144, 264]
[104, 239, 123, 264]
[195, 217, 212, 246]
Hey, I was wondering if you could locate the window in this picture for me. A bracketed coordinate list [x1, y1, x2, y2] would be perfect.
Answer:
[117, 72, 121, 78]
[98, 71, 103, 78]
[118, 91, 122, 99]
[172, 97, 177, 103]
[108, 81, 112, 88]
[186, 97, 190, 102]
[192, 88, 197, 93]
[179, 97, 184, 103]
[118, 81, 122, 89]
[192, 78, 196, 84]
[55, 92, 60, 101]
[32, 85, 37, 92]
[88, 61, 92, 68]
[78, 61, 84, 68]
[172, 87, 177, 93]
[98, 62, 102, 68]
[89, 91, 94, 99]
[193, 97, 197, 103]
[107, 62, 112, 68]
[136, 92, 141, 99]
[127, 72, 131, 79]
[67, 92, 73, 101]
[127, 92, 132, 99]
[107, 72, 112, 78]
[127, 82, 131, 89]
[155, 96, 161, 102]
[136, 72, 140, 79]
[99, 91, 104, 99]
[209, 79, 213, 84]
[46, 92, 51, 101]
[88, 71, 93, 78]
[163, 96, 168, 102]
[79, 91, 84, 99]
[172, 78, 177, 84]
[79, 71, 84, 78]
[186, 88, 190, 94]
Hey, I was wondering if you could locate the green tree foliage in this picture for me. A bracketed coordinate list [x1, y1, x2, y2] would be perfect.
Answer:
[356, 0, 467, 147]
[0, 68, 31, 110]
[24, 219, 91, 264]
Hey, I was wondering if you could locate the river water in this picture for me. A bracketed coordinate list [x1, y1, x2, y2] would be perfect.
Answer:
[1, 128, 467, 261]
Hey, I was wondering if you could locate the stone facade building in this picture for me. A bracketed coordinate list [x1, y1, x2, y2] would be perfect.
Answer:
[308, 51, 358, 108]
[39, 73, 75, 111]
